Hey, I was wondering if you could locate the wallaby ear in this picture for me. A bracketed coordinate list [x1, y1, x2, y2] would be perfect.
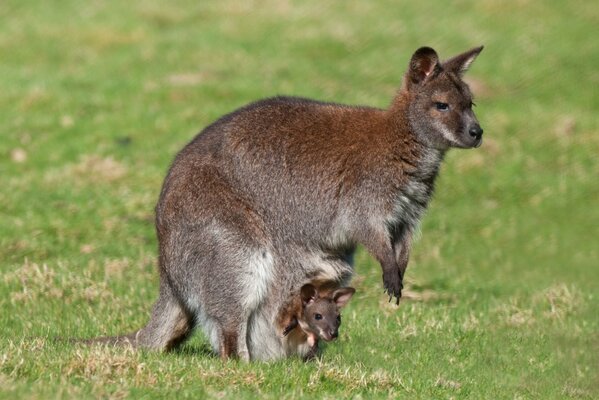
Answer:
[443, 45, 483, 76]
[300, 284, 318, 306]
[332, 287, 355, 308]
[407, 47, 440, 86]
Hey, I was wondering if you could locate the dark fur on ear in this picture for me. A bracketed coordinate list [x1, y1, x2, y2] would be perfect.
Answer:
[408, 47, 441, 86]
[300, 284, 318, 306]
[442, 46, 483, 76]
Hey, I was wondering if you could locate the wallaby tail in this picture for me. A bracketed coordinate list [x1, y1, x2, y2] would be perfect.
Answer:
[71, 331, 140, 347]
[42, 332, 140, 349]
[63, 285, 194, 351]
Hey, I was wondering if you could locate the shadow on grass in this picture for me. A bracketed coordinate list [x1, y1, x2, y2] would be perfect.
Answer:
[173, 341, 217, 358]
[401, 278, 457, 305]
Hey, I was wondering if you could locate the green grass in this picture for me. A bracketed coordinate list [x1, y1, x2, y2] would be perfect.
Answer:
[1, 0, 597, 398]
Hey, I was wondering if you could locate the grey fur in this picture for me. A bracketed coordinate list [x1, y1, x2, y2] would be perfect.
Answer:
[86, 46, 484, 361]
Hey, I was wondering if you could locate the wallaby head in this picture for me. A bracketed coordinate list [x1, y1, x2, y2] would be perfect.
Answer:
[298, 284, 355, 342]
[397, 46, 484, 150]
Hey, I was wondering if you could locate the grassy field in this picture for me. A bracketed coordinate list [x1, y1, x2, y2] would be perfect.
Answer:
[1, 0, 597, 398]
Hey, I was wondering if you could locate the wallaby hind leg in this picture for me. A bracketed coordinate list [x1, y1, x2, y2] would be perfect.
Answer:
[218, 328, 238, 361]
[216, 321, 250, 362]
[136, 286, 193, 352]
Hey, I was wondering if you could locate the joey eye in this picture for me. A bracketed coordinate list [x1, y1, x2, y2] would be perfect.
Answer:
[336, 315, 341, 323]
[314, 313, 322, 320]
[435, 102, 449, 111]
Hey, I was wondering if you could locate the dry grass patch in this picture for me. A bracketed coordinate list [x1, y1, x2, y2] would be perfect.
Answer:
[401, 287, 454, 303]
[195, 366, 265, 388]
[5, 260, 115, 305]
[536, 284, 582, 321]
[72, 155, 128, 183]
[64, 347, 155, 385]
[166, 72, 213, 87]
[492, 298, 536, 327]
[308, 360, 407, 393]
[44, 154, 128, 186]
[435, 375, 462, 390]
[79, 27, 146, 51]
[9, 148, 27, 163]
[1, 338, 47, 378]
[0, 373, 16, 393]
[492, 284, 584, 328]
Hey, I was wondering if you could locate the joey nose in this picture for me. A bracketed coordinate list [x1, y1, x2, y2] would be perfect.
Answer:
[331, 330, 338, 340]
[469, 125, 483, 139]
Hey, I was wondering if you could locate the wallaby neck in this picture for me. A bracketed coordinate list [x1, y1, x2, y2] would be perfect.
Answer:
[383, 91, 447, 220]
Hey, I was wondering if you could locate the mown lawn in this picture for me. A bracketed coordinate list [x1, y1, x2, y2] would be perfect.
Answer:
[1, 1, 597, 398]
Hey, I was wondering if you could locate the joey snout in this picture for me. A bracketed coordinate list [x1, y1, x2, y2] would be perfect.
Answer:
[319, 327, 339, 342]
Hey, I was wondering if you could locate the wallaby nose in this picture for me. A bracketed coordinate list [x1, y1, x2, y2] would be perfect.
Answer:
[330, 330, 338, 339]
[469, 125, 483, 139]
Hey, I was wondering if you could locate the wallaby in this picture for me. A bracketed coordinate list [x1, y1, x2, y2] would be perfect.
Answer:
[278, 283, 355, 360]
[85, 45, 484, 361]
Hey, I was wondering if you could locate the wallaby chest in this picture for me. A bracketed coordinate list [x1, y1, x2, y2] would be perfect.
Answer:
[386, 146, 445, 232]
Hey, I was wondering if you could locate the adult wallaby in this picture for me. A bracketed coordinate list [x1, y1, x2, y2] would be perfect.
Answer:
[97, 45, 483, 361]
[278, 283, 355, 360]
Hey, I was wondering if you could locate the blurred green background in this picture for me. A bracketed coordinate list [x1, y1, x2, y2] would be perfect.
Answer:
[1, 1, 597, 398]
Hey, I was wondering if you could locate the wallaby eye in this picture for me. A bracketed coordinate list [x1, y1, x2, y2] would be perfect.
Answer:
[336, 315, 341, 323]
[435, 102, 449, 111]
[314, 313, 322, 320]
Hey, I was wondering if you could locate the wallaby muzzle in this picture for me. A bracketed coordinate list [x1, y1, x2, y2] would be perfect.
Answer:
[469, 123, 483, 147]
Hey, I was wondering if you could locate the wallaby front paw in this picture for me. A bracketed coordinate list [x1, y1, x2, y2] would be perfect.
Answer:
[383, 271, 403, 304]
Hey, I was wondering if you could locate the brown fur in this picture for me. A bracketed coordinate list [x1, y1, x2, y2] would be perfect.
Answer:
[79, 46, 484, 361]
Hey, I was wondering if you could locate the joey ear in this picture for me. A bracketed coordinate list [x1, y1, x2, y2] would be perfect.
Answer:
[300, 284, 318, 306]
[332, 287, 355, 308]
[443, 45, 483, 76]
[407, 47, 440, 86]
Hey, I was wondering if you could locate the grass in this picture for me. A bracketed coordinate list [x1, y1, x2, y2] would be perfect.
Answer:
[1, 0, 597, 398]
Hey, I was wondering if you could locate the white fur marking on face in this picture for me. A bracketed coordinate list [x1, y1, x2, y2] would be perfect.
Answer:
[317, 327, 328, 340]
[433, 120, 460, 146]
